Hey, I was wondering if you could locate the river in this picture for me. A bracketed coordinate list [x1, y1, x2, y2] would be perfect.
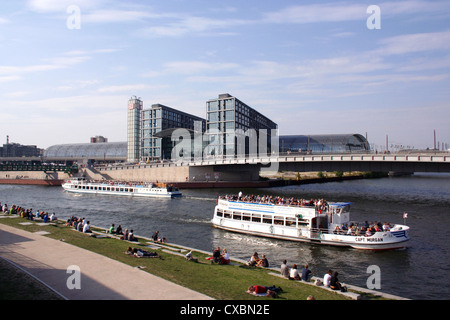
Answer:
[1, 173, 449, 300]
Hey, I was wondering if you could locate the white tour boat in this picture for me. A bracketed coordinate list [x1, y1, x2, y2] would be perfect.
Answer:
[62, 178, 182, 198]
[212, 195, 410, 250]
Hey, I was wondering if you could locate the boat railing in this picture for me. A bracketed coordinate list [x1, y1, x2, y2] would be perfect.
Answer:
[309, 227, 330, 237]
[219, 197, 325, 211]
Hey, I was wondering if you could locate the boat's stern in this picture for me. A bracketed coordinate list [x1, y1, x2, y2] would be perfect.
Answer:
[348, 225, 410, 250]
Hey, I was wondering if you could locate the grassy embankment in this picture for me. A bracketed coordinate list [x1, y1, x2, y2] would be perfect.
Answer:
[0, 215, 383, 300]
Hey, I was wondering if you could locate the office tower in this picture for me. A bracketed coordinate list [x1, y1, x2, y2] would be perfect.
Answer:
[141, 104, 205, 161]
[205, 93, 278, 158]
[127, 96, 143, 163]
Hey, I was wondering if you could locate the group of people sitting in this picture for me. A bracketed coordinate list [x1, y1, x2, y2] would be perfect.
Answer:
[281, 261, 313, 281]
[246, 252, 270, 268]
[151, 230, 168, 243]
[208, 247, 231, 264]
[67, 216, 93, 233]
[219, 193, 329, 211]
[2, 203, 58, 223]
[333, 221, 393, 236]
[280, 261, 347, 292]
[107, 223, 139, 242]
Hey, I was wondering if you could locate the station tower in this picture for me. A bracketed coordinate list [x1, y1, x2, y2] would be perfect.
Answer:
[127, 96, 143, 163]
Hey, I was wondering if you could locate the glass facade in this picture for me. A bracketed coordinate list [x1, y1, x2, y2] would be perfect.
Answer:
[44, 142, 127, 161]
[206, 94, 278, 157]
[279, 134, 370, 154]
[127, 96, 143, 163]
[141, 104, 206, 161]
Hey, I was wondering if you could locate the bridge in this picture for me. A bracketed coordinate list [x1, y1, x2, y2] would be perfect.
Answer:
[1, 152, 449, 184]
[0, 162, 79, 174]
[174, 151, 450, 173]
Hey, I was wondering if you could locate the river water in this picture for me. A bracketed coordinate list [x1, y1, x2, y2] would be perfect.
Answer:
[1, 173, 449, 300]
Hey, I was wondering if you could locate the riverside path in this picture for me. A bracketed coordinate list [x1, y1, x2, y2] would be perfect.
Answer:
[0, 223, 213, 300]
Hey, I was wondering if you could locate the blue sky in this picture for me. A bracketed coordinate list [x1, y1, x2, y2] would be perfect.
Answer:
[1, 0, 449, 151]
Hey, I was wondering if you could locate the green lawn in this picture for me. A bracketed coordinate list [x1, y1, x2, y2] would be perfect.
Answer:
[0, 215, 363, 300]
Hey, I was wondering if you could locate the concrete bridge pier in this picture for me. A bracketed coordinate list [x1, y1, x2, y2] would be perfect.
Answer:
[188, 164, 261, 182]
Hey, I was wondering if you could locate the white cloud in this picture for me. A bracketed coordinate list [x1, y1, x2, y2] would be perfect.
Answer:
[82, 9, 162, 23]
[376, 30, 450, 56]
[264, 1, 450, 24]
[264, 2, 367, 24]
[139, 16, 249, 38]
[0, 54, 90, 80]
[97, 84, 155, 93]
[27, 0, 104, 13]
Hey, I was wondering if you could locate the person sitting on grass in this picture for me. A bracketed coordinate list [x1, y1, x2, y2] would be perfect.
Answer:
[82, 221, 92, 233]
[246, 252, 260, 266]
[220, 249, 230, 264]
[185, 251, 198, 262]
[256, 254, 269, 268]
[128, 229, 138, 242]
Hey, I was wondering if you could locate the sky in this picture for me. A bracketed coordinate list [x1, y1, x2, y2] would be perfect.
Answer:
[1, 0, 449, 151]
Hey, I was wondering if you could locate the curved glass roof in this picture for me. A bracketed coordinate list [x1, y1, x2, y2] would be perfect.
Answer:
[44, 142, 127, 160]
[279, 134, 370, 153]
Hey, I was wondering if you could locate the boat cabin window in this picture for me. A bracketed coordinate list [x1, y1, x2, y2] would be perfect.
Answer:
[242, 213, 251, 221]
[251, 214, 261, 223]
[232, 212, 242, 220]
[262, 215, 272, 224]
[216, 209, 223, 217]
[329, 204, 351, 214]
[224, 210, 232, 219]
[298, 218, 309, 226]
[274, 216, 284, 225]
[286, 217, 296, 227]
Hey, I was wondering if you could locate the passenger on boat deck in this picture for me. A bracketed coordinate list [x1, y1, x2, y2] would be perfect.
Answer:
[333, 226, 341, 234]
[256, 254, 269, 268]
[289, 264, 300, 280]
[301, 264, 312, 282]
[280, 260, 290, 278]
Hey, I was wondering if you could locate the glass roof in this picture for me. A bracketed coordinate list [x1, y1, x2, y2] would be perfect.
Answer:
[279, 134, 370, 153]
[44, 142, 127, 160]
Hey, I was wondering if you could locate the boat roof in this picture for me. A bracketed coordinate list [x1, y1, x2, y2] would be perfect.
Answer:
[329, 202, 352, 207]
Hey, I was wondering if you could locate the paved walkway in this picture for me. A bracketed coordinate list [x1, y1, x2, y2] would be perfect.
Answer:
[0, 223, 213, 300]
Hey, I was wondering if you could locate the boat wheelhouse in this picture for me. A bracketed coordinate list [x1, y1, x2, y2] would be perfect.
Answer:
[62, 178, 182, 198]
[212, 196, 409, 250]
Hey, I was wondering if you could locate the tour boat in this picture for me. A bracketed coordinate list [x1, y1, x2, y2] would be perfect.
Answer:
[62, 178, 182, 198]
[211, 195, 410, 250]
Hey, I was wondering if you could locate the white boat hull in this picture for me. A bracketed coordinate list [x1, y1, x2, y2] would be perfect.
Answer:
[62, 181, 182, 198]
[212, 199, 410, 251]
